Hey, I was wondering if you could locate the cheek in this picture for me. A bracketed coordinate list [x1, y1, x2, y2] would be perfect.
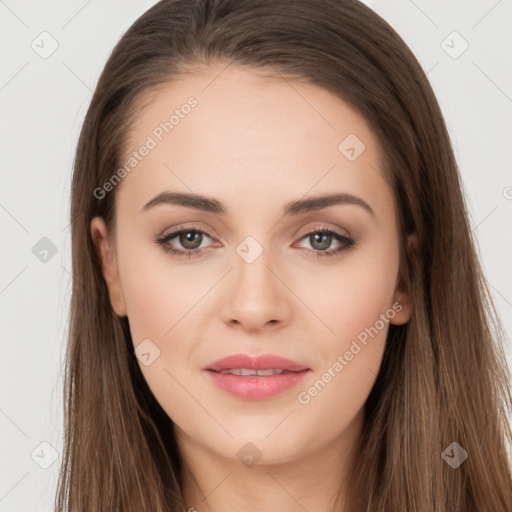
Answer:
[291, 247, 398, 424]
[294, 248, 399, 353]
[117, 250, 214, 399]
[118, 246, 209, 342]
[294, 283, 395, 446]
[119, 258, 206, 422]
[122, 274, 175, 343]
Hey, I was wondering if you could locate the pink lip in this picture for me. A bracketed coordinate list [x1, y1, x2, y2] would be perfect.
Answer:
[204, 353, 310, 372]
[203, 353, 311, 400]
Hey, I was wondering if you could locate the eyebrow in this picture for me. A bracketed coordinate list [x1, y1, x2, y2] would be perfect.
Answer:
[141, 191, 376, 219]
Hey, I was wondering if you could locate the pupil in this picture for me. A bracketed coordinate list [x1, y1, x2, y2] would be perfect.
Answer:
[181, 231, 201, 249]
[312, 233, 331, 251]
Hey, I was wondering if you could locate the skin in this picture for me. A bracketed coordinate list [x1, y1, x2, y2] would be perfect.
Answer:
[91, 64, 415, 512]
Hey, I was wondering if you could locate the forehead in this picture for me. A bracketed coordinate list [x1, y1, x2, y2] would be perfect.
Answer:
[116, 64, 392, 220]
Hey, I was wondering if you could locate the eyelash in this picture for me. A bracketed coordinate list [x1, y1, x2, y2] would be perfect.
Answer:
[155, 225, 356, 259]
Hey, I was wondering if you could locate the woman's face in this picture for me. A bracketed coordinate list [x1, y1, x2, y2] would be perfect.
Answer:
[91, 64, 413, 468]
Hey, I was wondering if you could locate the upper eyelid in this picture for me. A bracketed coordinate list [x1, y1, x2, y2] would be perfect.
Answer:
[159, 225, 214, 241]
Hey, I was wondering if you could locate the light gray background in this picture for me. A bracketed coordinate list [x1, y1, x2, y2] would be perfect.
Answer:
[1, 0, 511, 509]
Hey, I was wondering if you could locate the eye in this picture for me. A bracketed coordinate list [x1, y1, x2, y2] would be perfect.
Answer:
[295, 227, 356, 258]
[155, 225, 356, 259]
[155, 226, 216, 258]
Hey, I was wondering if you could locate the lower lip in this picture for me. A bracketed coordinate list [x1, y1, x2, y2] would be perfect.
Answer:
[205, 369, 310, 400]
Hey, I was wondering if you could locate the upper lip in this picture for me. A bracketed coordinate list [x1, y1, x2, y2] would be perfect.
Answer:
[204, 353, 310, 372]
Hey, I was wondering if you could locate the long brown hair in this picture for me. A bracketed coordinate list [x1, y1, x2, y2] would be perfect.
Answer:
[56, 0, 512, 510]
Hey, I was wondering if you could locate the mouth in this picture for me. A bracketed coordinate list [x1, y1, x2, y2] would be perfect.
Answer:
[203, 354, 311, 400]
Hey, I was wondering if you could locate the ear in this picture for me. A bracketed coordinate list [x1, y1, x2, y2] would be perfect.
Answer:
[90, 216, 127, 317]
[390, 233, 417, 325]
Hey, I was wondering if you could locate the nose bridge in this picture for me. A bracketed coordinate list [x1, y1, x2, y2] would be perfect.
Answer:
[233, 233, 279, 301]
[235, 237, 274, 289]
[219, 233, 291, 330]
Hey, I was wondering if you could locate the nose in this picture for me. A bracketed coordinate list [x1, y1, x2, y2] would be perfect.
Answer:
[219, 246, 293, 333]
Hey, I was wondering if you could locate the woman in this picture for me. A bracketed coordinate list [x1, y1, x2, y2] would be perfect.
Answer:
[56, 0, 512, 510]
